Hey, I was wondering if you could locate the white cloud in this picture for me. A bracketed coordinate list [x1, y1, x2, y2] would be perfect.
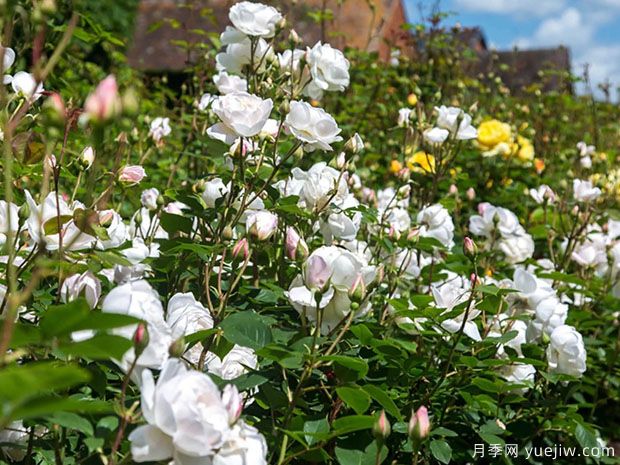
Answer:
[454, 0, 566, 17]
[521, 8, 594, 49]
[513, 6, 620, 99]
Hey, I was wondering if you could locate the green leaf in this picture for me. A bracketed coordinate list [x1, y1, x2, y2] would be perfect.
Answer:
[574, 423, 599, 451]
[336, 386, 371, 415]
[0, 363, 90, 402]
[59, 335, 132, 360]
[362, 384, 403, 421]
[430, 439, 452, 464]
[8, 397, 112, 422]
[220, 311, 272, 350]
[303, 418, 330, 446]
[331, 415, 374, 436]
[322, 356, 369, 382]
[49, 412, 93, 436]
[336, 442, 387, 465]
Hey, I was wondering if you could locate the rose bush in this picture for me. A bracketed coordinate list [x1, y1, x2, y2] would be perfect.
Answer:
[0, 2, 618, 465]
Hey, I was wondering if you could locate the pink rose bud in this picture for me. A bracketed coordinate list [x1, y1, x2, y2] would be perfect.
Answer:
[305, 255, 331, 291]
[45, 92, 66, 121]
[349, 274, 366, 303]
[84, 74, 122, 122]
[119, 165, 146, 183]
[133, 323, 149, 357]
[470, 273, 480, 286]
[466, 187, 476, 201]
[449, 184, 458, 195]
[247, 211, 278, 241]
[285, 226, 309, 260]
[372, 410, 391, 443]
[232, 238, 249, 260]
[463, 236, 477, 259]
[408, 406, 430, 443]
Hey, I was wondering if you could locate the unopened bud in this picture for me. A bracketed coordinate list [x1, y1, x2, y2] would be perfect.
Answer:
[372, 410, 391, 443]
[222, 225, 234, 240]
[408, 406, 430, 444]
[466, 187, 475, 201]
[232, 238, 249, 260]
[463, 237, 477, 259]
[133, 323, 149, 357]
[336, 152, 346, 169]
[344, 133, 364, 154]
[349, 274, 366, 303]
[169, 337, 186, 358]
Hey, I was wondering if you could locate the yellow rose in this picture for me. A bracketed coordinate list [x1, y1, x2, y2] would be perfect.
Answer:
[407, 93, 418, 106]
[390, 159, 403, 174]
[477, 119, 512, 150]
[406, 151, 435, 174]
[516, 136, 535, 162]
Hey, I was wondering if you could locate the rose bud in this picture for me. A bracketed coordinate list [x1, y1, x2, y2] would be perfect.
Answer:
[344, 133, 364, 154]
[232, 238, 250, 260]
[466, 187, 476, 201]
[81, 146, 95, 170]
[285, 226, 309, 260]
[463, 236, 477, 259]
[168, 337, 186, 358]
[247, 211, 278, 241]
[118, 165, 146, 184]
[222, 384, 244, 425]
[408, 406, 430, 444]
[133, 323, 149, 357]
[372, 410, 391, 443]
[84, 74, 122, 122]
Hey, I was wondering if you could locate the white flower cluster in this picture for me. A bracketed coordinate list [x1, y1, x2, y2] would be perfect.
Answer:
[469, 202, 535, 263]
[129, 359, 266, 464]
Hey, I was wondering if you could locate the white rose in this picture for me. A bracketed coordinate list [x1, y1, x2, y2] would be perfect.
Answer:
[102, 280, 172, 371]
[305, 42, 350, 97]
[149, 117, 171, 142]
[435, 105, 477, 140]
[246, 210, 278, 240]
[10, 71, 44, 100]
[546, 325, 587, 377]
[285, 101, 342, 152]
[61, 271, 101, 309]
[501, 363, 535, 393]
[573, 179, 601, 202]
[216, 37, 274, 75]
[24, 191, 96, 251]
[129, 359, 232, 462]
[498, 234, 535, 264]
[229, 1, 282, 38]
[140, 188, 160, 211]
[432, 280, 481, 341]
[417, 204, 455, 248]
[293, 162, 349, 210]
[0, 200, 19, 245]
[96, 209, 128, 250]
[278, 49, 305, 75]
[166, 292, 213, 364]
[198, 93, 215, 111]
[529, 184, 555, 204]
[202, 178, 229, 208]
[423, 127, 449, 144]
[212, 421, 268, 465]
[213, 70, 248, 94]
[206, 345, 258, 380]
[209, 92, 273, 144]
[398, 108, 413, 127]
[288, 246, 376, 333]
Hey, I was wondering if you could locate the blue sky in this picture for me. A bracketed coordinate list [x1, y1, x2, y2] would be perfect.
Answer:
[403, 0, 620, 96]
